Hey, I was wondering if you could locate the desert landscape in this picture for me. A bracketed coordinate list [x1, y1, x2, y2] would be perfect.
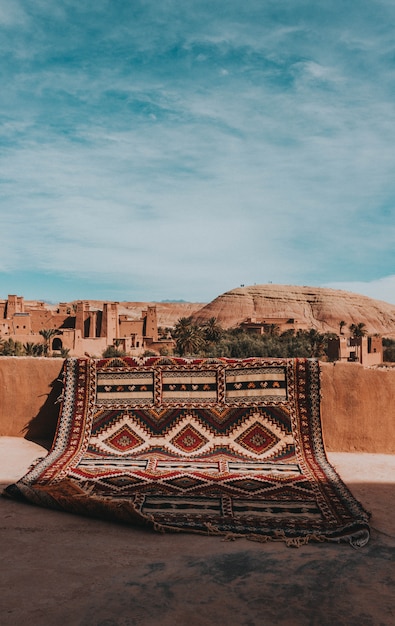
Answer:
[3, 1, 395, 622]
[1, 285, 394, 625]
[2, 285, 395, 361]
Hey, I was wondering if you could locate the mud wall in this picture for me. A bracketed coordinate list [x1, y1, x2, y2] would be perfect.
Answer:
[0, 358, 63, 444]
[0, 358, 393, 453]
[319, 362, 394, 453]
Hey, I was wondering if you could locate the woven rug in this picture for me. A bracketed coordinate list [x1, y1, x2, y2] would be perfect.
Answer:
[5, 357, 370, 546]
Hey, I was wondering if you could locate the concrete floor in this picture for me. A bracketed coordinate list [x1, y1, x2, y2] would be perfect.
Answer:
[0, 438, 394, 626]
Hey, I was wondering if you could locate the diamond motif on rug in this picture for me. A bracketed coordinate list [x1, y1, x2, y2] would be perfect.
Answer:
[171, 424, 209, 453]
[104, 425, 144, 452]
[165, 476, 204, 489]
[226, 478, 268, 492]
[100, 475, 144, 488]
[235, 422, 279, 454]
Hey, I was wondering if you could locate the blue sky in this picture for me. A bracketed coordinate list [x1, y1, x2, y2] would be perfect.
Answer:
[1, 0, 395, 304]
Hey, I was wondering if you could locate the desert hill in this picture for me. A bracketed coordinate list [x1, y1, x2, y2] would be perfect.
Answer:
[191, 284, 395, 337]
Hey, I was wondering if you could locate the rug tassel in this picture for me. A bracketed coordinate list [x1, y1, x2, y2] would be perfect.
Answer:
[285, 535, 310, 548]
[55, 392, 64, 404]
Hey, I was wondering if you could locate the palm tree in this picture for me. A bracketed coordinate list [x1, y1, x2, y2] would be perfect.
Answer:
[349, 323, 367, 338]
[39, 328, 61, 355]
[173, 317, 204, 356]
[306, 329, 326, 358]
[23, 342, 46, 356]
[184, 325, 205, 355]
[204, 317, 223, 343]
[102, 345, 126, 358]
[173, 317, 193, 335]
[0, 338, 24, 355]
[339, 320, 346, 335]
[23, 342, 37, 356]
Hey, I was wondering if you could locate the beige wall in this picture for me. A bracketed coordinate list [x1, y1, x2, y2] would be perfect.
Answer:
[0, 358, 393, 453]
[319, 362, 394, 453]
[0, 358, 63, 442]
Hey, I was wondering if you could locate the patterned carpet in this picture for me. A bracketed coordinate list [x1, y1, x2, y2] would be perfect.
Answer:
[5, 357, 370, 546]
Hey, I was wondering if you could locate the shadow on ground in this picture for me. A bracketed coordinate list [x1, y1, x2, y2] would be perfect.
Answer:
[1, 479, 394, 626]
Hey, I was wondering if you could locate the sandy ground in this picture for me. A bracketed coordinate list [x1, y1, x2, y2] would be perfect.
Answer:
[0, 437, 394, 626]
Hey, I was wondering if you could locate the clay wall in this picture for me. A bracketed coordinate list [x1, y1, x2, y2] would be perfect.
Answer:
[319, 362, 394, 453]
[11, 314, 32, 334]
[143, 339, 174, 354]
[118, 317, 144, 340]
[0, 358, 63, 444]
[28, 310, 59, 332]
[72, 337, 108, 357]
[0, 358, 393, 453]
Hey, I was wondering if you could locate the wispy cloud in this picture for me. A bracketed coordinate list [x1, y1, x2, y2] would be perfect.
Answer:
[1, 1, 395, 303]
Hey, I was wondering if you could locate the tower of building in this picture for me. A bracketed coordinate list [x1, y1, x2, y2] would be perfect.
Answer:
[144, 306, 158, 341]
[6, 295, 24, 317]
[100, 302, 119, 342]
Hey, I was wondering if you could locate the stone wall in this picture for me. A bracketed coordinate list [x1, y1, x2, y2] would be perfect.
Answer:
[0, 358, 393, 453]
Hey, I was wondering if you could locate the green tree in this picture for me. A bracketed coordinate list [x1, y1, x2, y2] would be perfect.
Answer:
[23, 342, 36, 356]
[305, 329, 326, 358]
[173, 317, 204, 356]
[203, 317, 223, 343]
[0, 338, 24, 356]
[383, 338, 395, 362]
[349, 323, 367, 338]
[173, 317, 193, 335]
[23, 341, 49, 356]
[23, 342, 45, 356]
[266, 323, 280, 336]
[102, 345, 127, 358]
[180, 325, 205, 356]
[39, 328, 61, 355]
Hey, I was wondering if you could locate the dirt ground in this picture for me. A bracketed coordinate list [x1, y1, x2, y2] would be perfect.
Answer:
[0, 438, 394, 626]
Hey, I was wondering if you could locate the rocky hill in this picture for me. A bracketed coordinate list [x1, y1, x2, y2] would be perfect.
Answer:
[191, 284, 395, 337]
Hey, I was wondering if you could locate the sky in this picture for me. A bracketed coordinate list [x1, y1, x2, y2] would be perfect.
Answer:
[1, 0, 395, 305]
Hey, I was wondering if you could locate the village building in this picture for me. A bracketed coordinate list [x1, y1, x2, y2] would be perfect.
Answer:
[0, 295, 174, 357]
[240, 314, 383, 365]
[240, 316, 309, 334]
[326, 335, 383, 365]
